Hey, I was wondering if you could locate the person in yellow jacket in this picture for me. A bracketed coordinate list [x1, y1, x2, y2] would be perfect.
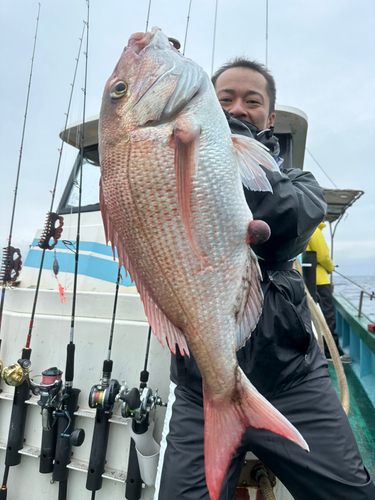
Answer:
[306, 222, 353, 363]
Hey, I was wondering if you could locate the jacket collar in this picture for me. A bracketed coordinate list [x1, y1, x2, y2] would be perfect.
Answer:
[223, 110, 281, 159]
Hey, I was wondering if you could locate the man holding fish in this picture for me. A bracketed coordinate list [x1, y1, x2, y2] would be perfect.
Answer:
[98, 28, 375, 500]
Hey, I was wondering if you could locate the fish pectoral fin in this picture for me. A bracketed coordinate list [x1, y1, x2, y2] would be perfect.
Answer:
[236, 250, 263, 350]
[161, 60, 203, 120]
[232, 134, 279, 192]
[173, 121, 203, 261]
[203, 370, 309, 500]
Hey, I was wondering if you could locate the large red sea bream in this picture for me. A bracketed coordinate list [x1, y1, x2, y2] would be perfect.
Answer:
[99, 27, 308, 500]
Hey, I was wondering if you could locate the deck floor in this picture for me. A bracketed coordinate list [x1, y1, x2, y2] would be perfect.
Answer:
[329, 364, 375, 480]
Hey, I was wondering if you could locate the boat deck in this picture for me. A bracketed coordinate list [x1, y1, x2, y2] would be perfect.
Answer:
[329, 364, 375, 480]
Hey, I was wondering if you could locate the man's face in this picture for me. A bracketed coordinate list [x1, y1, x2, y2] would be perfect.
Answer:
[214, 67, 275, 130]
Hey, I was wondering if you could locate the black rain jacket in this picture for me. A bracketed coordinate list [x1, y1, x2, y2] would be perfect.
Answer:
[170, 113, 329, 399]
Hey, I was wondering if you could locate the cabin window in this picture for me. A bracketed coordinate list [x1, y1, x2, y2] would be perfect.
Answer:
[57, 146, 100, 213]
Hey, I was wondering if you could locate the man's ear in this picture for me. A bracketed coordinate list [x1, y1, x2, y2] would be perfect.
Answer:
[267, 113, 276, 128]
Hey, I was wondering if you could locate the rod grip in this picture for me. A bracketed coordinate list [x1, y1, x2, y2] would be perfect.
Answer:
[65, 343, 75, 383]
[21, 347, 31, 360]
[58, 480, 67, 500]
[102, 359, 113, 373]
[4, 380, 30, 467]
[86, 409, 111, 492]
[39, 422, 58, 474]
[125, 438, 142, 500]
[52, 388, 80, 483]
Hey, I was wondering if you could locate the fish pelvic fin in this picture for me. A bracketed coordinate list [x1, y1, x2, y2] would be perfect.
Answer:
[99, 176, 116, 259]
[232, 134, 279, 192]
[203, 369, 309, 500]
[236, 251, 263, 350]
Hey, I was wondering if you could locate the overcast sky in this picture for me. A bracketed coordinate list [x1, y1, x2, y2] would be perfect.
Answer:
[0, 0, 374, 282]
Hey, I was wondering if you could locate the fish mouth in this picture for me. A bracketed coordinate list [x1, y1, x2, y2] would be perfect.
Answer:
[127, 27, 178, 56]
[127, 30, 156, 55]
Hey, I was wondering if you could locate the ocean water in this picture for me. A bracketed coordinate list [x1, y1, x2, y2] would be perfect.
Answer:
[332, 274, 375, 321]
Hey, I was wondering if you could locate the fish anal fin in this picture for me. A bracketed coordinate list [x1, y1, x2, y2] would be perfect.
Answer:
[173, 122, 203, 261]
[203, 369, 309, 500]
[139, 279, 190, 356]
[232, 134, 279, 192]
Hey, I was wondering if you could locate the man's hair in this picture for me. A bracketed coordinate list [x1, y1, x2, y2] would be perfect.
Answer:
[211, 58, 276, 115]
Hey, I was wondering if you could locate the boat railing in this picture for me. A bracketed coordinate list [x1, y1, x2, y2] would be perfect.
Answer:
[332, 277, 375, 409]
[333, 269, 375, 318]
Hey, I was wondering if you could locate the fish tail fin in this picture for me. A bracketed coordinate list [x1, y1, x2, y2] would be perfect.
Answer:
[204, 369, 308, 500]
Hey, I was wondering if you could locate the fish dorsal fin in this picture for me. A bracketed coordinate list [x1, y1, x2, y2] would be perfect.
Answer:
[236, 249, 263, 350]
[99, 177, 190, 357]
[173, 121, 203, 261]
[232, 134, 279, 192]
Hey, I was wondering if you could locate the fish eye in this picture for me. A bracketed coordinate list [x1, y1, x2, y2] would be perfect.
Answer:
[110, 80, 128, 99]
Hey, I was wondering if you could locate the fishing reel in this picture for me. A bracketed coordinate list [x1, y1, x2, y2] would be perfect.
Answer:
[2, 358, 31, 387]
[88, 359, 121, 414]
[53, 401, 85, 446]
[117, 371, 166, 423]
[31, 366, 84, 446]
[30, 367, 63, 431]
[89, 378, 120, 414]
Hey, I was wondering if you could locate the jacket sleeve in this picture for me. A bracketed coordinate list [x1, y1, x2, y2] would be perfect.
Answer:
[244, 167, 327, 262]
[308, 229, 334, 273]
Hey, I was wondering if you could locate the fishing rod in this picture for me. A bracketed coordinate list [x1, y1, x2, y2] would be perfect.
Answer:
[50, 3, 90, 498]
[86, 290, 165, 500]
[86, 269, 121, 499]
[26, 22, 88, 478]
[210, 0, 219, 77]
[0, 6, 41, 499]
[145, 0, 152, 32]
[182, 0, 192, 55]
[116, 326, 166, 500]
[0, 3, 41, 364]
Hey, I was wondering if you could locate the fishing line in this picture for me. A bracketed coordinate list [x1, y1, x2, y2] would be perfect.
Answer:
[211, 0, 219, 77]
[182, 0, 193, 56]
[0, 3, 41, 343]
[306, 147, 338, 188]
